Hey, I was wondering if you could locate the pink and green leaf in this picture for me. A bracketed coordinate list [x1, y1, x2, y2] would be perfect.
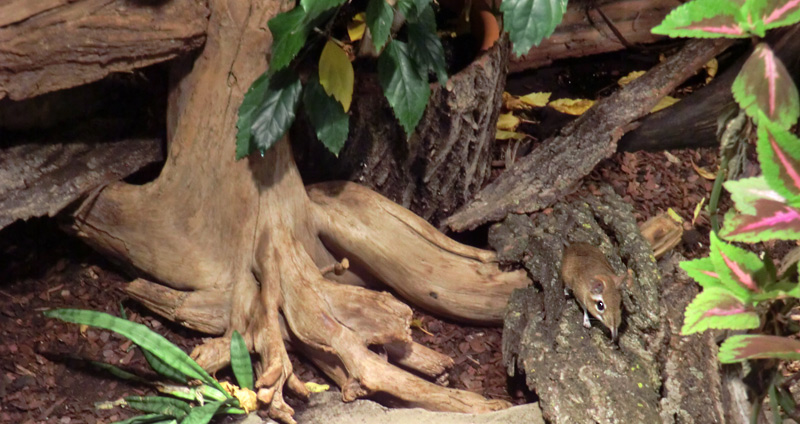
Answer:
[720, 201, 800, 242]
[724, 176, 785, 216]
[652, 0, 749, 38]
[718, 334, 800, 363]
[680, 256, 726, 289]
[732, 44, 800, 129]
[681, 287, 760, 334]
[757, 122, 800, 202]
[709, 232, 767, 295]
[759, 0, 800, 29]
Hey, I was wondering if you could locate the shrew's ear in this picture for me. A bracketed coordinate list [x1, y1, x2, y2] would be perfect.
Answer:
[590, 278, 605, 295]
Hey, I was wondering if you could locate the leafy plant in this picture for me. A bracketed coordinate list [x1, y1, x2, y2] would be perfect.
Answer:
[235, 0, 568, 159]
[654, 0, 800, 419]
[45, 309, 257, 424]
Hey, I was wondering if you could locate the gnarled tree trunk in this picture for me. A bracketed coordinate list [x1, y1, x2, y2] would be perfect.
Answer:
[67, 0, 529, 422]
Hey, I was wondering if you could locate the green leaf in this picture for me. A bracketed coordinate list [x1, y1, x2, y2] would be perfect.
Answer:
[720, 200, 800, 242]
[681, 287, 760, 334]
[651, 0, 748, 38]
[757, 122, 800, 202]
[268, 8, 312, 72]
[366, 0, 394, 52]
[250, 71, 303, 153]
[43, 309, 226, 395]
[181, 400, 225, 424]
[90, 361, 149, 383]
[303, 77, 349, 156]
[396, 0, 431, 19]
[319, 41, 354, 112]
[680, 256, 726, 290]
[230, 331, 254, 390]
[407, 4, 448, 86]
[724, 176, 785, 216]
[378, 40, 430, 137]
[760, 0, 800, 29]
[301, 0, 347, 20]
[236, 72, 271, 160]
[142, 349, 188, 384]
[124, 396, 191, 419]
[111, 414, 173, 424]
[501, 0, 567, 56]
[709, 232, 766, 296]
[777, 384, 797, 415]
[719, 334, 800, 363]
[732, 44, 799, 129]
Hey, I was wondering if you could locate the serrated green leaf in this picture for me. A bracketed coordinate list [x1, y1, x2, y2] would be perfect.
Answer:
[124, 396, 191, 419]
[236, 72, 271, 160]
[319, 41, 354, 112]
[366, 0, 394, 52]
[301, 0, 347, 20]
[407, 5, 448, 85]
[251, 71, 303, 153]
[43, 309, 226, 395]
[732, 44, 799, 129]
[709, 232, 767, 296]
[724, 176, 785, 216]
[501, 0, 567, 56]
[111, 414, 173, 424]
[396, 0, 431, 19]
[303, 77, 349, 156]
[181, 400, 225, 424]
[268, 8, 312, 72]
[680, 256, 726, 290]
[719, 334, 800, 363]
[230, 331, 254, 390]
[681, 287, 760, 334]
[378, 40, 430, 137]
[761, 0, 800, 29]
[652, 0, 748, 38]
[757, 121, 800, 203]
[720, 200, 800, 242]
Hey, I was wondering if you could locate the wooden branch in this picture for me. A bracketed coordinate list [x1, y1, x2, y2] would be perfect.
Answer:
[446, 38, 735, 232]
[509, 0, 681, 72]
[0, 0, 208, 101]
[0, 120, 163, 230]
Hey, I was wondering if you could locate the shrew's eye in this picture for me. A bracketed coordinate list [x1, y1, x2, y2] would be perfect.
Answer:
[596, 301, 605, 312]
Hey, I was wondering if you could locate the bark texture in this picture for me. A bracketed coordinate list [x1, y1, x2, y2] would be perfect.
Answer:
[0, 0, 207, 101]
[295, 38, 509, 228]
[446, 38, 735, 232]
[509, 0, 680, 72]
[63, 0, 530, 422]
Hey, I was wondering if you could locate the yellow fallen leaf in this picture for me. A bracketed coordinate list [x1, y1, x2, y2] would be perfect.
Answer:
[348, 13, 366, 42]
[319, 41, 354, 112]
[411, 318, 434, 336]
[705, 58, 718, 83]
[496, 130, 526, 140]
[618, 71, 645, 86]
[305, 382, 330, 393]
[692, 197, 706, 226]
[221, 381, 258, 413]
[548, 98, 595, 115]
[691, 159, 717, 180]
[651, 96, 680, 113]
[520, 92, 551, 107]
[666, 208, 683, 223]
[663, 151, 681, 164]
[503, 92, 529, 111]
[497, 113, 521, 130]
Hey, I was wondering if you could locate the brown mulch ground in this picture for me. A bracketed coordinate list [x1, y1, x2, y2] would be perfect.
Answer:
[0, 52, 730, 423]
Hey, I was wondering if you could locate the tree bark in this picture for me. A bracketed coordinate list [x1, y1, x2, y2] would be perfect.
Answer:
[0, 0, 207, 101]
[295, 38, 509, 229]
[62, 0, 529, 422]
[446, 38, 735, 232]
